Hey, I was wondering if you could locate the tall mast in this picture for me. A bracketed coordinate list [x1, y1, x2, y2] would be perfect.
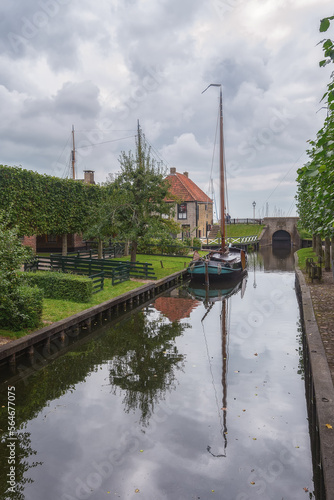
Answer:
[202, 84, 226, 250]
[137, 119, 142, 168]
[219, 87, 226, 250]
[71, 125, 76, 180]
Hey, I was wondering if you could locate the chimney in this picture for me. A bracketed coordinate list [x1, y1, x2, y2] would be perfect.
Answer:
[83, 170, 95, 185]
[170, 167, 176, 174]
[183, 171, 188, 178]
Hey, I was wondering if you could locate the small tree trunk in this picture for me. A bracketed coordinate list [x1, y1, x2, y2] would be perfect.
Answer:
[130, 240, 137, 263]
[331, 237, 334, 261]
[124, 241, 129, 256]
[315, 234, 323, 258]
[98, 239, 103, 259]
[324, 237, 331, 271]
[312, 233, 316, 252]
[62, 234, 68, 256]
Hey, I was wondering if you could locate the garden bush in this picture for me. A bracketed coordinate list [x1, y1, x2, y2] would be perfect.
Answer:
[0, 285, 43, 331]
[21, 271, 93, 302]
[0, 214, 44, 330]
[137, 236, 190, 256]
[192, 237, 202, 250]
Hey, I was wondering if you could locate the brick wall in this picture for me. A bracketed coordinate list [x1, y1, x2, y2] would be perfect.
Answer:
[22, 235, 37, 253]
[170, 201, 213, 238]
[198, 203, 213, 238]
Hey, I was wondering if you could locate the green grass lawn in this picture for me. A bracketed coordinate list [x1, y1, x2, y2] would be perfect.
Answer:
[0, 254, 188, 340]
[295, 247, 316, 271]
[205, 223, 265, 239]
[225, 224, 265, 238]
[117, 254, 191, 279]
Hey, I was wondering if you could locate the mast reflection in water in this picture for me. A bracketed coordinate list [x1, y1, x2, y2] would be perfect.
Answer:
[187, 275, 247, 459]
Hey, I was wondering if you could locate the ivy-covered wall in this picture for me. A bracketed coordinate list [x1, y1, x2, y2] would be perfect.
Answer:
[0, 165, 102, 237]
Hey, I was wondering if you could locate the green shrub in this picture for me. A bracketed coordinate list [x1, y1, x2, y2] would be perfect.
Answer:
[192, 237, 202, 250]
[137, 236, 191, 256]
[0, 215, 42, 330]
[21, 271, 93, 302]
[0, 285, 43, 331]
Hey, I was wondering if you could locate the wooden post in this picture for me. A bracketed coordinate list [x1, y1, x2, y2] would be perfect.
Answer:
[324, 237, 331, 271]
[205, 260, 209, 287]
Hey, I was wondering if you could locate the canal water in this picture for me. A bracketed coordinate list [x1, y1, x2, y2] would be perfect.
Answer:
[0, 248, 320, 499]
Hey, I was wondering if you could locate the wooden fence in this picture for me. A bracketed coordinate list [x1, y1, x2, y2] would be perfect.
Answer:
[23, 257, 106, 292]
[89, 272, 105, 293]
[305, 257, 322, 282]
[66, 244, 124, 260]
[226, 218, 263, 225]
[209, 235, 259, 246]
[24, 255, 156, 285]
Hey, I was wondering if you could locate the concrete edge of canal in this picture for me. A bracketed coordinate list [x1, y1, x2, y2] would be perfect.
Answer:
[295, 265, 334, 500]
[0, 269, 189, 368]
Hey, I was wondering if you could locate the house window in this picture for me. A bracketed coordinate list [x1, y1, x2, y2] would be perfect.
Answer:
[178, 203, 187, 219]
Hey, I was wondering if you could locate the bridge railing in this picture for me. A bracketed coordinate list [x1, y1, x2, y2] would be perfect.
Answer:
[208, 235, 259, 246]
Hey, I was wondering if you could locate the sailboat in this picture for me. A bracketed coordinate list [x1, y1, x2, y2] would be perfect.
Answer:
[187, 84, 247, 280]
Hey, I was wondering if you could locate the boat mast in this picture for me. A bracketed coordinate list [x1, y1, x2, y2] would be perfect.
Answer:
[71, 124, 76, 180]
[218, 86, 226, 251]
[202, 84, 226, 251]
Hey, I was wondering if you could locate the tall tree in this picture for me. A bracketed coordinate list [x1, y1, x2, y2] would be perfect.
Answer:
[83, 183, 126, 258]
[115, 123, 174, 262]
[296, 16, 334, 242]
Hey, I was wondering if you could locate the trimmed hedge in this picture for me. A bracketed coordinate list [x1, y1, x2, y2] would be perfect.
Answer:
[0, 285, 44, 331]
[21, 271, 93, 302]
[137, 238, 190, 256]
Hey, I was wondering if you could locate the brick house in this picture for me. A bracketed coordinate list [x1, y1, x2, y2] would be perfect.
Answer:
[22, 170, 95, 253]
[165, 168, 213, 239]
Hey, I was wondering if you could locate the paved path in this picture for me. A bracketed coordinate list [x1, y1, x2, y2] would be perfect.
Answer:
[296, 266, 334, 500]
[307, 269, 334, 386]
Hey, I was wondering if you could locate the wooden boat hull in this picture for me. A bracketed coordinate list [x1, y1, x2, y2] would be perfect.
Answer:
[187, 247, 246, 279]
[188, 260, 243, 277]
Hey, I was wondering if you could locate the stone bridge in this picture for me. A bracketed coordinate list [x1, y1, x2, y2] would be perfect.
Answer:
[260, 217, 300, 247]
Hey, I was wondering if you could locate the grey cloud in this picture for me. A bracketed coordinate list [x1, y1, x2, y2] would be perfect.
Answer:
[54, 81, 101, 117]
[21, 81, 101, 119]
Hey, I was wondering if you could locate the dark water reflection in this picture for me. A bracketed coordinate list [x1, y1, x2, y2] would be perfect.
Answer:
[0, 250, 319, 499]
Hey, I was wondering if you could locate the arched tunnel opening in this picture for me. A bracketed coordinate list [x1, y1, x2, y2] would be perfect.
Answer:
[272, 230, 291, 248]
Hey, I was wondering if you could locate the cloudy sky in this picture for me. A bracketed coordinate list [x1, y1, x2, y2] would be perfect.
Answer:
[0, 0, 333, 218]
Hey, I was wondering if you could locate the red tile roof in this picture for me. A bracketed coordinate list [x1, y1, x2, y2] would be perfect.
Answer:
[165, 171, 212, 203]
